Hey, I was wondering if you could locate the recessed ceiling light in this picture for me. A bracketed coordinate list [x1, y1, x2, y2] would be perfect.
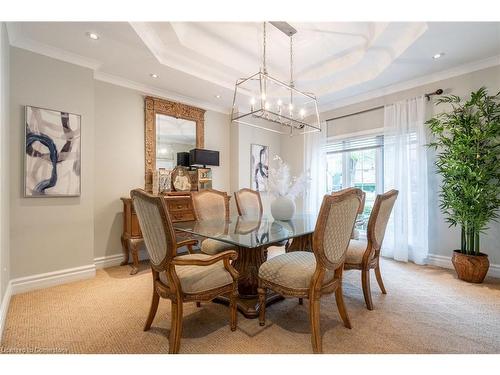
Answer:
[86, 32, 99, 40]
[214, 94, 221, 99]
[150, 73, 159, 79]
[433, 52, 444, 59]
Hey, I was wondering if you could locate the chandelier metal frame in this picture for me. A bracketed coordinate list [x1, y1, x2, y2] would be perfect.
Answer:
[230, 22, 321, 135]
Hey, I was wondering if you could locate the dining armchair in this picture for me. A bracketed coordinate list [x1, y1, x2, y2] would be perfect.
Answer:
[131, 189, 239, 354]
[234, 188, 263, 217]
[192, 189, 235, 255]
[344, 189, 398, 310]
[258, 188, 363, 353]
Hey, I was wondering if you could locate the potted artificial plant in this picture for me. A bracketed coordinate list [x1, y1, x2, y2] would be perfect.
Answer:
[427, 87, 500, 283]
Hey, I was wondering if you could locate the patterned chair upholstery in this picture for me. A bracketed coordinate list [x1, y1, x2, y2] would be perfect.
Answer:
[191, 189, 235, 255]
[234, 188, 263, 217]
[131, 189, 239, 354]
[235, 188, 288, 250]
[258, 188, 363, 354]
[344, 189, 398, 310]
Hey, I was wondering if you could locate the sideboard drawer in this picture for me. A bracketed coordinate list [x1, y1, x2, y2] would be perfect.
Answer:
[167, 200, 192, 212]
[170, 210, 195, 222]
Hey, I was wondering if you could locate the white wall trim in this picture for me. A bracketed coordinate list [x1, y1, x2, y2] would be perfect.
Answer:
[94, 249, 149, 270]
[427, 254, 500, 279]
[0, 280, 12, 343]
[320, 54, 500, 113]
[94, 254, 124, 270]
[6, 24, 101, 71]
[6, 23, 230, 115]
[10, 264, 96, 295]
[94, 71, 230, 114]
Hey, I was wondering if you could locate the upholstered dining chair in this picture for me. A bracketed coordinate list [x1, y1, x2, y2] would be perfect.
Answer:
[235, 187, 288, 257]
[131, 189, 239, 354]
[351, 191, 366, 240]
[191, 189, 235, 255]
[234, 188, 263, 217]
[258, 188, 363, 354]
[344, 189, 398, 310]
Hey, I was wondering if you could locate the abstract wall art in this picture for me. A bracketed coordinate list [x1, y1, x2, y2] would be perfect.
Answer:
[250, 143, 269, 192]
[24, 106, 81, 197]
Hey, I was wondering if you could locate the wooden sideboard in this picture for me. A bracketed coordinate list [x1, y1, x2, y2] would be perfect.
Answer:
[121, 192, 197, 274]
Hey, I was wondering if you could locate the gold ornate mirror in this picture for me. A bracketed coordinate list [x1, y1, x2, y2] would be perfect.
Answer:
[144, 96, 205, 192]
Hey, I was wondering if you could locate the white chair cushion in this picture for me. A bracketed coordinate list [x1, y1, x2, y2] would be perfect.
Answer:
[345, 239, 368, 265]
[259, 251, 333, 290]
[159, 253, 233, 294]
[201, 238, 235, 255]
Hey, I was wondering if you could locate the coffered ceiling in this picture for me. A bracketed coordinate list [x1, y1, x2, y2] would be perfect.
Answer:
[6, 22, 500, 113]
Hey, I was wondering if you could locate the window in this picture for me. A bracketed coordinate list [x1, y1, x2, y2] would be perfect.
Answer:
[325, 135, 383, 233]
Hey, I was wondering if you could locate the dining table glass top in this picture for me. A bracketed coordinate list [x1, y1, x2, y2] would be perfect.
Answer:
[173, 213, 318, 248]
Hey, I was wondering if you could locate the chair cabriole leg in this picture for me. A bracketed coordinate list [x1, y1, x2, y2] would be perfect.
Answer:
[230, 289, 238, 331]
[169, 299, 183, 354]
[374, 264, 387, 294]
[258, 286, 266, 326]
[144, 289, 160, 332]
[309, 293, 322, 354]
[362, 269, 374, 310]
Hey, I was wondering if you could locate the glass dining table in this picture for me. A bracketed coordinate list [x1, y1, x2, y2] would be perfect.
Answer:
[173, 213, 318, 318]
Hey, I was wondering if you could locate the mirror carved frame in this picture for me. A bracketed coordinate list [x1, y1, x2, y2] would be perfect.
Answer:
[144, 96, 205, 192]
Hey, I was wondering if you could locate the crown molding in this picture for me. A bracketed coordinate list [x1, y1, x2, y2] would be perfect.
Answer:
[6, 23, 230, 114]
[319, 54, 500, 113]
[6, 23, 101, 70]
[94, 71, 230, 114]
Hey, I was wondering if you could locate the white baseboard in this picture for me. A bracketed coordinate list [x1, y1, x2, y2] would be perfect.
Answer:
[427, 254, 500, 279]
[0, 281, 12, 343]
[94, 254, 124, 269]
[94, 249, 149, 270]
[10, 264, 96, 295]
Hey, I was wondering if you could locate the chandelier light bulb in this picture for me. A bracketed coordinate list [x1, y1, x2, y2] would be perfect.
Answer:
[250, 97, 256, 111]
[289, 103, 294, 111]
[264, 102, 270, 110]
[277, 99, 283, 106]
[300, 108, 305, 118]
[261, 93, 267, 101]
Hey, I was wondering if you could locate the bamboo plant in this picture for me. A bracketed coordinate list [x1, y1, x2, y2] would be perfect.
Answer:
[426, 87, 500, 255]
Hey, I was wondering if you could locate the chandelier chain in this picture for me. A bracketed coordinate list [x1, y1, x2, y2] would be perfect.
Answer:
[262, 22, 267, 74]
[290, 34, 294, 88]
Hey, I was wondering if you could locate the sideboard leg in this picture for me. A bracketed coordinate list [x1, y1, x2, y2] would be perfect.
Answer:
[120, 235, 129, 266]
[129, 239, 140, 275]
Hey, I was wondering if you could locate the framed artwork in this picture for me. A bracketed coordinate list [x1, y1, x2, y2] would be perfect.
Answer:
[250, 143, 269, 192]
[171, 166, 192, 192]
[24, 105, 81, 197]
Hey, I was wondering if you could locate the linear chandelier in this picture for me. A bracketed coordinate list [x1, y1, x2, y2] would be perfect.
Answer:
[231, 22, 321, 135]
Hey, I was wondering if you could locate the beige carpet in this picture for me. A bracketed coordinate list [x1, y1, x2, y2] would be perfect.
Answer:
[2, 256, 500, 354]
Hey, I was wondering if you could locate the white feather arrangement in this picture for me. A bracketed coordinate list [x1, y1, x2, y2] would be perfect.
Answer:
[267, 155, 310, 199]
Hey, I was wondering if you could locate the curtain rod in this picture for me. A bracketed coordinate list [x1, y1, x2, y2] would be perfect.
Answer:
[326, 88, 444, 122]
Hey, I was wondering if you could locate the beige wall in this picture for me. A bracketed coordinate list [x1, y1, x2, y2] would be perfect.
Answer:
[0, 23, 10, 300]
[9, 47, 96, 278]
[8, 47, 233, 273]
[93, 81, 231, 260]
[93, 81, 144, 261]
[282, 65, 500, 264]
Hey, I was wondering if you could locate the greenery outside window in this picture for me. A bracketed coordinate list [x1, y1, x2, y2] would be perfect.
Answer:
[325, 135, 384, 233]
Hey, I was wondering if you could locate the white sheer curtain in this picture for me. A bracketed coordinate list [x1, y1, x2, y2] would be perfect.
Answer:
[382, 96, 429, 264]
[304, 124, 327, 214]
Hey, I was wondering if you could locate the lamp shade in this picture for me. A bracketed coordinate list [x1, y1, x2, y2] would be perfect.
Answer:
[189, 148, 219, 167]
